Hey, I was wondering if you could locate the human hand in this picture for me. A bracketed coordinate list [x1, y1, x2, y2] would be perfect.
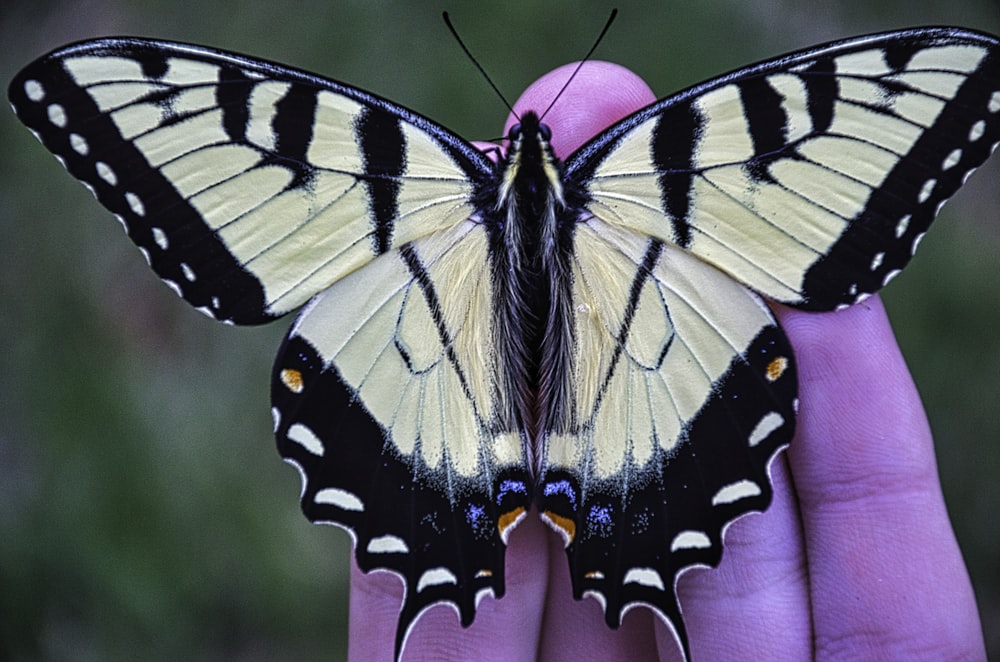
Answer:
[347, 63, 986, 662]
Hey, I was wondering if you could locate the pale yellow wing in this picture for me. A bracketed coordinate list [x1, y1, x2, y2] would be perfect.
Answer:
[271, 218, 532, 653]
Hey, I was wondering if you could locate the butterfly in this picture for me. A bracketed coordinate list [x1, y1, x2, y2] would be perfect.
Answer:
[9, 25, 999, 661]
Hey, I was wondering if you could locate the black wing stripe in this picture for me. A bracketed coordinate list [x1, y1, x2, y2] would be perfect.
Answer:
[799, 56, 837, 133]
[272, 82, 320, 184]
[738, 76, 788, 160]
[651, 103, 701, 248]
[357, 107, 406, 254]
[217, 64, 255, 143]
[593, 239, 666, 408]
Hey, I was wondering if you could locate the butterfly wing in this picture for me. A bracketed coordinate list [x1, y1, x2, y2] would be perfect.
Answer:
[9, 38, 524, 657]
[568, 27, 1000, 310]
[538, 218, 796, 657]
[8, 38, 491, 324]
[272, 218, 532, 654]
[542, 27, 999, 654]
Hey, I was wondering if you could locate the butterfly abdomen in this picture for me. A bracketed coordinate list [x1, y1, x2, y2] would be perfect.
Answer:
[488, 112, 580, 469]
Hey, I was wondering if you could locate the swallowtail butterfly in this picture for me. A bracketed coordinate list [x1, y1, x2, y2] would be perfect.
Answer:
[9, 25, 999, 660]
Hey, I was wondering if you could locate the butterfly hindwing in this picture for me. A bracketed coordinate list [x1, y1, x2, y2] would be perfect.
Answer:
[8, 38, 492, 324]
[537, 218, 796, 654]
[570, 27, 1000, 310]
[271, 218, 532, 652]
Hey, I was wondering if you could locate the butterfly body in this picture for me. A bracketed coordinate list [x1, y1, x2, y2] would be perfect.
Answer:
[9, 26, 999, 660]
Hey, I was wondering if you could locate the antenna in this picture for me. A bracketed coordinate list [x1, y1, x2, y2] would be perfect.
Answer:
[443, 10, 619, 124]
[539, 9, 618, 121]
[443, 12, 517, 118]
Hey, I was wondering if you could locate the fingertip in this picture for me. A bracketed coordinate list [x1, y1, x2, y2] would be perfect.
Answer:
[507, 61, 656, 157]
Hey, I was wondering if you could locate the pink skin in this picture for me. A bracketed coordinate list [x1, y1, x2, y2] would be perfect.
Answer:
[348, 62, 986, 661]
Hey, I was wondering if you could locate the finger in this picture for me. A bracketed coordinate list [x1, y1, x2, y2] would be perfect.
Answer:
[507, 61, 656, 159]
[348, 515, 551, 661]
[539, 531, 660, 662]
[778, 299, 986, 660]
[676, 457, 812, 660]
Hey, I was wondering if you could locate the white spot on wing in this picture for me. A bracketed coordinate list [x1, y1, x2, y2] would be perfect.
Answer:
[882, 269, 901, 287]
[969, 119, 985, 142]
[917, 179, 935, 203]
[475, 587, 495, 609]
[417, 567, 457, 592]
[152, 227, 168, 250]
[583, 589, 607, 613]
[670, 530, 712, 552]
[240, 67, 267, 80]
[288, 422, 324, 456]
[96, 161, 117, 186]
[126, 191, 145, 216]
[748, 411, 784, 447]
[283, 456, 308, 499]
[895, 214, 911, 238]
[911, 231, 926, 255]
[47, 103, 66, 127]
[367, 535, 409, 554]
[870, 251, 884, 271]
[989, 90, 1000, 113]
[712, 479, 762, 506]
[180, 262, 196, 282]
[163, 279, 182, 297]
[271, 406, 281, 433]
[623, 567, 665, 591]
[315, 487, 364, 511]
[24, 79, 45, 102]
[942, 148, 962, 170]
[69, 133, 89, 155]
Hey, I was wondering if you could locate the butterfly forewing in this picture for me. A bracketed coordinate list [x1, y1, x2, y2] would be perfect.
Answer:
[9, 38, 492, 324]
[569, 27, 1000, 311]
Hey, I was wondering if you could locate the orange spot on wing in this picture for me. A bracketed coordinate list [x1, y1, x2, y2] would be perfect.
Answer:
[765, 356, 788, 382]
[280, 368, 304, 393]
[541, 510, 576, 546]
[498, 506, 526, 540]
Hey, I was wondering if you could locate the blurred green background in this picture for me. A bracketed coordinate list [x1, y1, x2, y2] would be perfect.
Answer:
[1, 0, 998, 659]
